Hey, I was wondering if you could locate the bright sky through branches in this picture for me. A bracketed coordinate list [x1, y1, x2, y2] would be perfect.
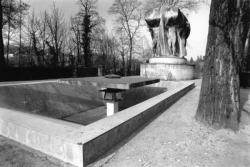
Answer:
[24, 0, 210, 60]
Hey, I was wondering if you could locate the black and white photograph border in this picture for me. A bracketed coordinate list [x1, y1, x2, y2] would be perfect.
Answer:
[0, 0, 249, 167]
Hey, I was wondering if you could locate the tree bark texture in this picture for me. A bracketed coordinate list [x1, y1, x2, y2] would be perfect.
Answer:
[82, 14, 92, 67]
[196, 0, 250, 130]
[0, 0, 5, 67]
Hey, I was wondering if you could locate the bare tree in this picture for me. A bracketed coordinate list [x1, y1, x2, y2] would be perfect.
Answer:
[109, 0, 143, 75]
[5, 0, 15, 65]
[39, 11, 48, 65]
[0, 0, 29, 67]
[26, 10, 44, 66]
[116, 31, 129, 76]
[0, 0, 5, 67]
[195, 0, 250, 130]
[25, 10, 52, 66]
[70, 16, 82, 66]
[143, 0, 202, 15]
[77, 0, 104, 67]
[92, 30, 118, 74]
[17, 0, 29, 66]
[45, 3, 67, 67]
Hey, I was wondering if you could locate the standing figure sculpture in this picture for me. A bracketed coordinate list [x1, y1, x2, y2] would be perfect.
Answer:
[145, 8, 160, 57]
[145, 6, 190, 58]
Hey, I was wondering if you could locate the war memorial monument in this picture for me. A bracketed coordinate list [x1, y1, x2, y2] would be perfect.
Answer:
[141, 6, 195, 80]
[0, 5, 197, 167]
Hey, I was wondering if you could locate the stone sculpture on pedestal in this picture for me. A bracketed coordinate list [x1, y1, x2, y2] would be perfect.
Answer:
[141, 5, 194, 81]
[145, 6, 190, 58]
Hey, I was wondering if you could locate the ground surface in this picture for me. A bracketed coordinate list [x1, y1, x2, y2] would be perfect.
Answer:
[0, 80, 249, 167]
[0, 136, 75, 167]
[90, 80, 250, 167]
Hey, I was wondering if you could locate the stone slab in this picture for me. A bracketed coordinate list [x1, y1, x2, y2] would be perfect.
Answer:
[0, 79, 58, 87]
[62, 76, 160, 90]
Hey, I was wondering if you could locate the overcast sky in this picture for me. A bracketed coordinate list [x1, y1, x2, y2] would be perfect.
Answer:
[24, 0, 115, 29]
[24, 0, 210, 60]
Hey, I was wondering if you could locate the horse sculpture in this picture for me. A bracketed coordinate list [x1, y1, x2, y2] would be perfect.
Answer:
[145, 6, 190, 58]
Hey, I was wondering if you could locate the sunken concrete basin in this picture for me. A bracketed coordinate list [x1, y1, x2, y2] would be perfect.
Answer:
[0, 78, 195, 167]
[0, 77, 161, 125]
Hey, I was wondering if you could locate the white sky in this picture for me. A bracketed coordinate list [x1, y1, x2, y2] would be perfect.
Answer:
[24, 0, 210, 60]
[24, 0, 115, 28]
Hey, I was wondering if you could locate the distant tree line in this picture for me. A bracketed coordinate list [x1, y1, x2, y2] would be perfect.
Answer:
[188, 56, 204, 79]
[0, 0, 210, 77]
[0, 0, 147, 76]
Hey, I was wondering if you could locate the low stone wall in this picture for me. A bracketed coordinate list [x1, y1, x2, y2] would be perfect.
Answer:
[0, 107, 84, 166]
[0, 80, 195, 167]
[81, 81, 195, 165]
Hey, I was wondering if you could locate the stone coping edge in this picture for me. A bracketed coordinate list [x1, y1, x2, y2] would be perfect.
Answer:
[79, 82, 195, 166]
[0, 81, 195, 167]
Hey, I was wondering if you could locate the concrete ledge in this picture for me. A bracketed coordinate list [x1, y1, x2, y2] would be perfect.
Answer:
[80, 82, 195, 165]
[0, 81, 195, 167]
[0, 108, 84, 166]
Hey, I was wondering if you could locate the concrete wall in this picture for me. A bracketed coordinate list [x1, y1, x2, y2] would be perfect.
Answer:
[0, 107, 84, 166]
[0, 80, 195, 167]
[119, 86, 166, 110]
[81, 82, 195, 165]
[0, 81, 103, 119]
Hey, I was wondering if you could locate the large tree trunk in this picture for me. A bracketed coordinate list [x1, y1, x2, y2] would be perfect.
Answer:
[195, 0, 250, 130]
[121, 51, 126, 76]
[243, 26, 250, 72]
[18, 0, 22, 67]
[6, 0, 12, 66]
[6, 21, 10, 65]
[82, 14, 92, 68]
[0, 0, 5, 68]
[127, 38, 133, 76]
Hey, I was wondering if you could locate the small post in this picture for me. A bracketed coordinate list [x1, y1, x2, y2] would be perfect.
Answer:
[100, 89, 122, 116]
[98, 66, 103, 76]
[106, 101, 119, 116]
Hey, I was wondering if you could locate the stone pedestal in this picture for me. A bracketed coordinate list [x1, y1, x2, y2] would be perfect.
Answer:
[140, 57, 194, 81]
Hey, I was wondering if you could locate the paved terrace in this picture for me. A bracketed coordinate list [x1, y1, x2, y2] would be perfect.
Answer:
[0, 80, 249, 167]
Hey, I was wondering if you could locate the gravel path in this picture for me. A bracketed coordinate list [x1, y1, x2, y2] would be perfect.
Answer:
[90, 80, 250, 167]
[0, 80, 249, 167]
